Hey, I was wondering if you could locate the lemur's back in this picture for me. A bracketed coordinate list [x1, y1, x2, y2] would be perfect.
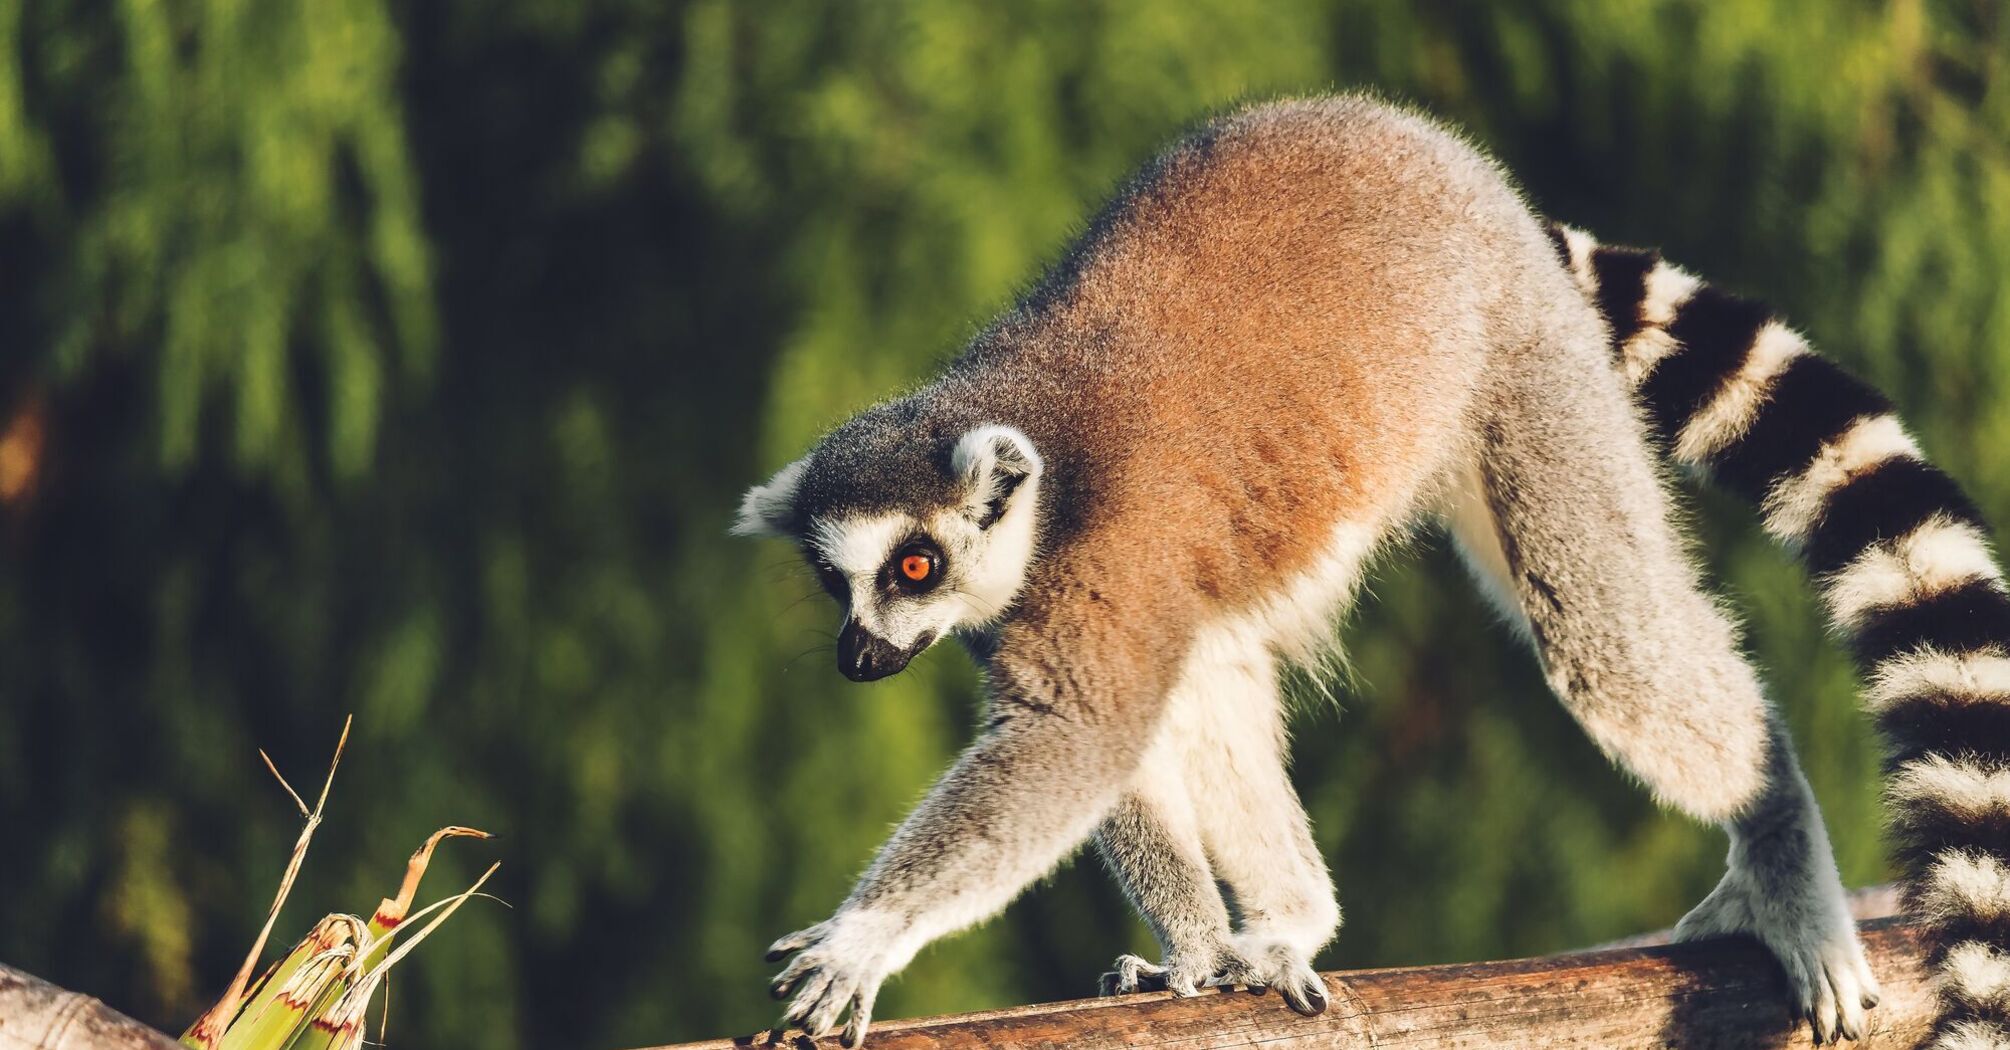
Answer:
[941, 97, 1563, 607]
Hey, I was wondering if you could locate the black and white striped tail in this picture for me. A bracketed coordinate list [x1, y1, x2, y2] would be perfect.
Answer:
[1552, 222, 2010, 1049]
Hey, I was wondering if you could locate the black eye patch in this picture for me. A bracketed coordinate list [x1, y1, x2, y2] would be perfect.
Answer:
[808, 556, 848, 601]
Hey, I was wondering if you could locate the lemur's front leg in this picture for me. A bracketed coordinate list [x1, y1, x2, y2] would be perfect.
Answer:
[766, 713, 1123, 1046]
[1093, 791, 1243, 997]
[766, 602, 1185, 1046]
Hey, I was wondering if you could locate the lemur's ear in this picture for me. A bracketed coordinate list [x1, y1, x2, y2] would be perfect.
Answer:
[732, 455, 809, 537]
[952, 425, 1042, 529]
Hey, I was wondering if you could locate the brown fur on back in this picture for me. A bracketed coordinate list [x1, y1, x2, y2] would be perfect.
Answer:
[936, 98, 1547, 644]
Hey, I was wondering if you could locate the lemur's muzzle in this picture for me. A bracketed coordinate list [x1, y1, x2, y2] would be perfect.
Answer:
[838, 621, 930, 682]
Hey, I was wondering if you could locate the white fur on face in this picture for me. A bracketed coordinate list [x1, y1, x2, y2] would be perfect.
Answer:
[926, 483, 1040, 629]
[812, 513, 913, 579]
[806, 478, 1041, 652]
[809, 512, 926, 643]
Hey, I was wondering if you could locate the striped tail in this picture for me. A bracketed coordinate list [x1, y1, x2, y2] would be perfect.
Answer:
[1550, 222, 2010, 1049]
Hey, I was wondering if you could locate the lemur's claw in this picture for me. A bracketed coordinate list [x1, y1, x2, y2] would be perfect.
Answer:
[1098, 954, 1167, 996]
[1100, 950, 1230, 998]
[764, 910, 898, 1046]
[765, 923, 825, 963]
[1218, 934, 1326, 1017]
[1674, 872, 1878, 1046]
[1273, 965, 1328, 1015]
[1282, 979, 1329, 1016]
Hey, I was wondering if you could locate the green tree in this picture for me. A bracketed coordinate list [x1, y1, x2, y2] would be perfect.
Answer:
[3, 2, 2007, 1047]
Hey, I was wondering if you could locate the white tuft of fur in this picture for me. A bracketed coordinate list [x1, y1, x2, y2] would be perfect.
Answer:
[1673, 321, 1806, 464]
[1921, 849, 2010, 930]
[1892, 754, 2010, 825]
[1944, 941, 2010, 1015]
[1617, 263, 1701, 388]
[1761, 414, 1922, 542]
[1825, 518, 2005, 630]
[1558, 225, 1597, 291]
[733, 455, 810, 537]
[1866, 648, 2010, 713]
[1935, 1019, 2010, 1050]
[1619, 327, 1682, 389]
[1639, 261, 1701, 327]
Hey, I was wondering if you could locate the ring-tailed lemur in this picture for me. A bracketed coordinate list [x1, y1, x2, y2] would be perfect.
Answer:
[735, 94, 2008, 1048]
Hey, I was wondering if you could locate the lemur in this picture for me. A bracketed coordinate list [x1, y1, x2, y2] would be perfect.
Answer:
[735, 94, 2010, 1048]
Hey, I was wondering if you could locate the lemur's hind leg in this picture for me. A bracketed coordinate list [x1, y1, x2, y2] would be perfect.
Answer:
[1092, 767, 1238, 996]
[1181, 644, 1338, 1016]
[1443, 296, 1878, 1044]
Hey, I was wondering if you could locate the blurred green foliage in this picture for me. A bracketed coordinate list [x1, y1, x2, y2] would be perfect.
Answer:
[3, 1, 2009, 1047]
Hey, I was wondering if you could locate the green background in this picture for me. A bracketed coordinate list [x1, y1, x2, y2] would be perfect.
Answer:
[4, 2, 2008, 1046]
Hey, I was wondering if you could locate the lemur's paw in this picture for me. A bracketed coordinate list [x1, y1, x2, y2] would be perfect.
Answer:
[1217, 934, 1329, 1017]
[1675, 875, 1880, 1045]
[1099, 954, 1171, 997]
[766, 908, 909, 1048]
[1097, 949, 1227, 998]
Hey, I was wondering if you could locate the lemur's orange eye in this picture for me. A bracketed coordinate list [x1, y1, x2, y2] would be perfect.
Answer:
[890, 542, 943, 592]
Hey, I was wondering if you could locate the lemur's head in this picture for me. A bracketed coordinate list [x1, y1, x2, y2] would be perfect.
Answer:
[733, 406, 1043, 682]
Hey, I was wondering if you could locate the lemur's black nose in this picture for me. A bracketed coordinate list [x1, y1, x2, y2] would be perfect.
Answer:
[838, 620, 910, 682]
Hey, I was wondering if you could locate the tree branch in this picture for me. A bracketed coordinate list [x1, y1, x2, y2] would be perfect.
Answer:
[0, 963, 181, 1050]
[653, 896, 1923, 1049]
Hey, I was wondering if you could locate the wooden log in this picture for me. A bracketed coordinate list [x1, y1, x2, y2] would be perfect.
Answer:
[0, 964, 181, 1050]
[0, 887, 1927, 1050]
[653, 916, 1930, 1050]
